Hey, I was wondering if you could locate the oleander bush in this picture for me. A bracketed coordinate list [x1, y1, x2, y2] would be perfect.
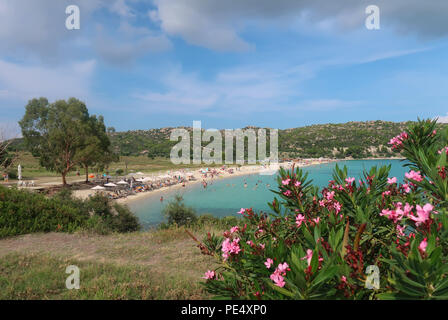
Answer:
[198, 119, 448, 300]
[0, 187, 140, 238]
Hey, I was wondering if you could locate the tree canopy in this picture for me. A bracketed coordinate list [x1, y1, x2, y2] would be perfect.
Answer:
[19, 97, 113, 185]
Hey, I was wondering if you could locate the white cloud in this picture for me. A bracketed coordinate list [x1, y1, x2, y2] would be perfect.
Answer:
[0, 59, 96, 103]
[95, 31, 172, 66]
[133, 63, 317, 116]
[151, 0, 448, 51]
[436, 113, 448, 123]
[110, 0, 135, 17]
[0, 0, 104, 60]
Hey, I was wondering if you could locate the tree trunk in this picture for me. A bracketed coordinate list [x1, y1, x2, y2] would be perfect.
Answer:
[85, 164, 89, 183]
[62, 172, 67, 186]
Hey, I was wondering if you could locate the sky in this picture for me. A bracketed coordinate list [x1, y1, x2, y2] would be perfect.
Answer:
[0, 0, 448, 133]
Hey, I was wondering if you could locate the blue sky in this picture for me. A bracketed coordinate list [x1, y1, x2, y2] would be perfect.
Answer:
[0, 0, 448, 133]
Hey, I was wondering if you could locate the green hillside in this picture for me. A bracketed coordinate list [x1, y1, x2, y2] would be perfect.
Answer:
[9, 120, 447, 160]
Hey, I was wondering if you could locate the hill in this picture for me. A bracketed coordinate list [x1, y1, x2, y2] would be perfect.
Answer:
[107, 120, 415, 159]
[9, 120, 446, 160]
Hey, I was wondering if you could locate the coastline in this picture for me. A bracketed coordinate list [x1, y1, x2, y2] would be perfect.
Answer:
[67, 157, 403, 206]
[111, 160, 336, 206]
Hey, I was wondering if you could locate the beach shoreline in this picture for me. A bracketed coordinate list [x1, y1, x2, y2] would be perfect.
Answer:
[108, 160, 337, 206]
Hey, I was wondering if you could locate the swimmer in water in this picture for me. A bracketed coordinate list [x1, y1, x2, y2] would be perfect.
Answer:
[244, 183, 247, 188]
[160, 196, 163, 202]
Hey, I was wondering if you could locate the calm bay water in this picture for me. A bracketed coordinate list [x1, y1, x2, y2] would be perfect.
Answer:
[129, 159, 408, 229]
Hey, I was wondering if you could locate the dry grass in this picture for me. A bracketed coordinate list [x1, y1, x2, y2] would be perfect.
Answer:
[9, 152, 222, 181]
[0, 226, 223, 299]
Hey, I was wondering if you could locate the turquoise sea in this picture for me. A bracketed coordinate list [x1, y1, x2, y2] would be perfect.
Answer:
[129, 159, 409, 229]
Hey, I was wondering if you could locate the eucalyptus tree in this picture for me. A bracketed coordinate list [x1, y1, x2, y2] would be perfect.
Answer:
[19, 97, 111, 185]
[76, 115, 117, 182]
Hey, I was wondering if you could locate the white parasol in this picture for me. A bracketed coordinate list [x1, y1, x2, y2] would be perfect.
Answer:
[91, 185, 106, 190]
[104, 183, 117, 187]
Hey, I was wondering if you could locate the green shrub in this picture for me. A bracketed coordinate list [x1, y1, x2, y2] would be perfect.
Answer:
[162, 195, 197, 226]
[0, 187, 140, 238]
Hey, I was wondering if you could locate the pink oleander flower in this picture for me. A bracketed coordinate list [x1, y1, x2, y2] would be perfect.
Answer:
[388, 132, 408, 149]
[221, 238, 241, 260]
[334, 201, 342, 214]
[270, 272, 285, 287]
[230, 226, 239, 233]
[419, 238, 428, 253]
[202, 270, 216, 280]
[294, 181, 301, 187]
[438, 146, 448, 155]
[405, 170, 423, 182]
[277, 262, 289, 274]
[246, 240, 254, 246]
[283, 190, 292, 197]
[409, 203, 434, 226]
[296, 214, 305, 227]
[282, 178, 291, 185]
[381, 203, 407, 223]
[341, 276, 347, 283]
[396, 225, 405, 237]
[387, 177, 397, 184]
[345, 177, 355, 185]
[237, 208, 246, 215]
[270, 262, 290, 287]
[402, 183, 411, 193]
[312, 217, 320, 224]
[402, 203, 413, 216]
[302, 249, 313, 266]
[326, 191, 335, 200]
[382, 191, 391, 196]
[265, 258, 274, 269]
[259, 243, 265, 249]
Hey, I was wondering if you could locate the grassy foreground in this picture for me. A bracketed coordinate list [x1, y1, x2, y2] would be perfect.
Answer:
[0, 225, 222, 299]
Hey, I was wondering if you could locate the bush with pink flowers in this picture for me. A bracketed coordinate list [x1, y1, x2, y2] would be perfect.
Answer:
[197, 119, 448, 300]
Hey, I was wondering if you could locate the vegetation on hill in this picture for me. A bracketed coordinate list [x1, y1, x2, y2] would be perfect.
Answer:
[9, 114, 448, 164]
[105, 121, 447, 160]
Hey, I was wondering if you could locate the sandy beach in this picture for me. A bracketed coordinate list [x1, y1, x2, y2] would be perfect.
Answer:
[71, 159, 335, 206]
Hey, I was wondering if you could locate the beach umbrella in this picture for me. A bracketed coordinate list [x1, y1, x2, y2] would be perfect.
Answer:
[142, 177, 153, 182]
[117, 180, 128, 185]
[104, 183, 117, 187]
[18, 164, 22, 180]
[135, 178, 144, 182]
[91, 185, 106, 190]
